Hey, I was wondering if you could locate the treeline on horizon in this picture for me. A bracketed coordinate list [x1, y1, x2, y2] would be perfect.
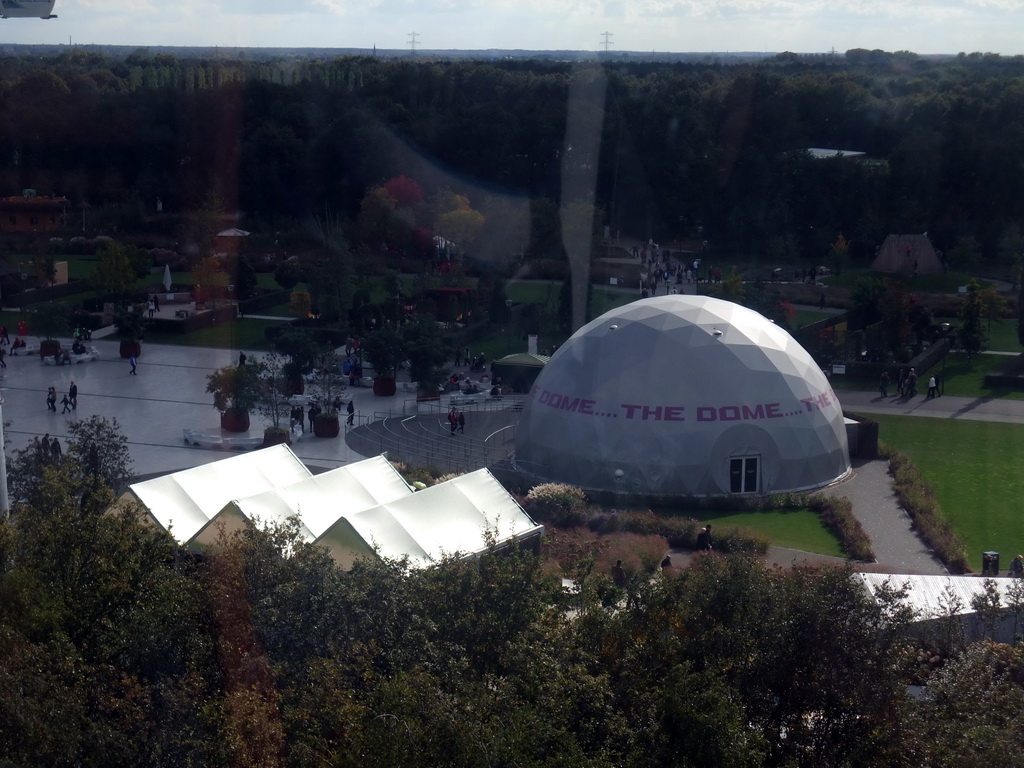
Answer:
[2, 47, 1024, 265]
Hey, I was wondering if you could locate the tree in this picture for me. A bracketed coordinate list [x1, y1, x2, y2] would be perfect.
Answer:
[959, 278, 986, 361]
[91, 241, 137, 300]
[827, 232, 851, 278]
[361, 325, 404, 380]
[7, 415, 133, 511]
[401, 315, 449, 392]
[191, 255, 228, 306]
[947, 235, 982, 272]
[30, 301, 70, 342]
[206, 363, 262, 413]
[878, 278, 912, 355]
[252, 352, 289, 431]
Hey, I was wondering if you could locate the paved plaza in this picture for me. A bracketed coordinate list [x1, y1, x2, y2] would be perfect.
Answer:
[0, 337, 406, 478]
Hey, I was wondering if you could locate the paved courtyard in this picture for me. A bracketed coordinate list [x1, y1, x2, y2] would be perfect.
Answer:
[0, 337, 406, 477]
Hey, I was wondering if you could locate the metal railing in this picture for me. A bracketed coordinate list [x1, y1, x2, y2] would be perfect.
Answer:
[349, 396, 526, 473]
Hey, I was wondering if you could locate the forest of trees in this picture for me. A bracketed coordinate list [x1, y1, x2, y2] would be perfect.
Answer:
[2, 49, 1024, 267]
[3, 444, 1024, 767]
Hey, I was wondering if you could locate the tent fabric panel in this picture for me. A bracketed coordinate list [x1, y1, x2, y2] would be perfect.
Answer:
[341, 505, 432, 565]
[315, 517, 379, 571]
[129, 445, 311, 544]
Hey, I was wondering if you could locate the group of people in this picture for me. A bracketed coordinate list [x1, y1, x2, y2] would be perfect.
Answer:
[288, 395, 355, 432]
[879, 368, 940, 399]
[33, 433, 62, 462]
[447, 406, 465, 435]
[45, 382, 77, 413]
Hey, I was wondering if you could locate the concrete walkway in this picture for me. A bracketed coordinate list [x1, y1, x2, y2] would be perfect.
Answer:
[837, 388, 1024, 425]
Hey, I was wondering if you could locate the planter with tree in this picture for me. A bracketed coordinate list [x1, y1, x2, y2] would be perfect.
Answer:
[361, 325, 404, 397]
[206, 362, 261, 433]
[253, 351, 293, 447]
[32, 302, 71, 359]
[309, 351, 345, 438]
[113, 304, 147, 358]
[272, 328, 320, 396]
[402, 315, 450, 402]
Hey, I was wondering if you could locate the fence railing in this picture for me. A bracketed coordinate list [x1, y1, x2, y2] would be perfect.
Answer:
[349, 396, 526, 473]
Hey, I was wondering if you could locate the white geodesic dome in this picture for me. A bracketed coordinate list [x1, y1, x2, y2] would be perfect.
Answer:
[514, 295, 850, 496]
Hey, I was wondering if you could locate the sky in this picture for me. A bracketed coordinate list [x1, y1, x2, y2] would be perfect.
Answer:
[3, 0, 1023, 56]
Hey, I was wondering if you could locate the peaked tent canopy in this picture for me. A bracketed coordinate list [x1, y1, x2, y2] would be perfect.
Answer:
[206, 456, 414, 549]
[871, 234, 942, 275]
[128, 445, 312, 545]
[316, 468, 543, 569]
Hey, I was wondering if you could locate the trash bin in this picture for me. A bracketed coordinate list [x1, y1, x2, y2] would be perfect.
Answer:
[983, 551, 1000, 576]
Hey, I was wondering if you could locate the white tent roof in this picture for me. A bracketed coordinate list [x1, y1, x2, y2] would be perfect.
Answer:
[317, 468, 543, 569]
[129, 445, 312, 544]
[857, 572, 1017, 618]
[215, 455, 414, 544]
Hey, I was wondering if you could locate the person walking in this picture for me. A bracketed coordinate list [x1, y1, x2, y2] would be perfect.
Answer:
[0, 345, 6, 370]
[129, 354, 138, 375]
[448, 406, 458, 435]
[69, 381, 78, 410]
[346, 399, 355, 426]
[46, 386, 56, 411]
[927, 375, 937, 398]
[457, 410, 465, 434]
[60, 392, 72, 413]
[879, 370, 890, 398]
[147, 298, 156, 318]
[50, 436, 61, 461]
[239, 350, 247, 366]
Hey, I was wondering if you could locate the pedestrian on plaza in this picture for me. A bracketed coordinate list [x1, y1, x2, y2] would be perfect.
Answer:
[239, 350, 247, 366]
[927, 375, 938, 398]
[69, 381, 78, 410]
[346, 399, 355, 426]
[147, 298, 156, 318]
[906, 368, 917, 397]
[696, 524, 713, 551]
[448, 406, 458, 435]
[457, 410, 465, 433]
[0, 325, 8, 345]
[129, 354, 138, 375]
[50, 436, 61, 461]
[153, 294, 160, 313]
[39, 434, 50, 460]
[60, 393, 71, 413]
[46, 386, 56, 411]
[879, 370, 890, 398]
[454, 347, 462, 367]
[0, 345, 6, 369]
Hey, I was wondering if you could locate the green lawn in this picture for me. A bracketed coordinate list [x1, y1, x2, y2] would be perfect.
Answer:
[871, 414, 1024, 572]
[698, 508, 846, 557]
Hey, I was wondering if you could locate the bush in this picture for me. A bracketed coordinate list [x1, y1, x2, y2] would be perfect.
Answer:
[884, 445, 971, 573]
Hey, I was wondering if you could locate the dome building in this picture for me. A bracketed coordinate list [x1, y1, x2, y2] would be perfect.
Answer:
[514, 295, 851, 496]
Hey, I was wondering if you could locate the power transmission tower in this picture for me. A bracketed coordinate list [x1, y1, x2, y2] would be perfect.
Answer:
[600, 31, 613, 52]
[408, 32, 419, 54]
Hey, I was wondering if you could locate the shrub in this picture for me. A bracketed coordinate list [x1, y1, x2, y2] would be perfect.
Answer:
[808, 494, 875, 561]
[884, 444, 971, 573]
[525, 483, 587, 510]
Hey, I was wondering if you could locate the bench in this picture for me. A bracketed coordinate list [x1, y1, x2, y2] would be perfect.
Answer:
[183, 426, 304, 451]
[42, 347, 100, 365]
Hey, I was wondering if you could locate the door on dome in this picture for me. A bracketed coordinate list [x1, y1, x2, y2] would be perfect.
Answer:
[729, 456, 760, 494]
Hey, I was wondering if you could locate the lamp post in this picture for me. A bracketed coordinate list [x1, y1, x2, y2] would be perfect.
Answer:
[505, 299, 513, 354]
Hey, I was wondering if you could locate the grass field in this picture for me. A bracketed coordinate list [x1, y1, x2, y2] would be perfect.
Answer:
[697, 508, 846, 557]
[871, 414, 1024, 572]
